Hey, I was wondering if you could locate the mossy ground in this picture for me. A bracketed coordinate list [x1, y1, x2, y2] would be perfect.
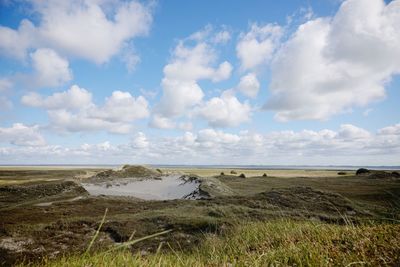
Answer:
[0, 167, 399, 266]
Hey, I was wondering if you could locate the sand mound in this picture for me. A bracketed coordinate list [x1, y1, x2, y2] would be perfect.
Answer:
[91, 165, 161, 181]
[177, 175, 235, 199]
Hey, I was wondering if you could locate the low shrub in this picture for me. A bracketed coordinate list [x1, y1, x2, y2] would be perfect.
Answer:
[356, 168, 370, 175]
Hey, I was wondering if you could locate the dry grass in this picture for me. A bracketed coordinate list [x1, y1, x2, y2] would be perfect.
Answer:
[37, 219, 400, 267]
[161, 167, 355, 178]
[0, 166, 352, 186]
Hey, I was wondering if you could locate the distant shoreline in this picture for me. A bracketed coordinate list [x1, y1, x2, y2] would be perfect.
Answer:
[0, 164, 399, 171]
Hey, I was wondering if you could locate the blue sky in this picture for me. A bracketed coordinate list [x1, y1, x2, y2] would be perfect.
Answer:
[0, 0, 399, 165]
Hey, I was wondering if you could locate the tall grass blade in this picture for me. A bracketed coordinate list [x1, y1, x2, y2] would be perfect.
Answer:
[85, 208, 108, 254]
[106, 229, 172, 252]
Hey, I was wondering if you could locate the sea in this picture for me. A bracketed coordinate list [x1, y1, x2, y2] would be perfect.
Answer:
[1, 164, 399, 171]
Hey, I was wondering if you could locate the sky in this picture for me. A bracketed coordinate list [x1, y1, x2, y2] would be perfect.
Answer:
[0, 0, 399, 165]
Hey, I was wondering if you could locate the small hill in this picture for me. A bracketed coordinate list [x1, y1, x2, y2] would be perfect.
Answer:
[91, 165, 161, 181]
[0, 181, 87, 208]
[356, 168, 400, 180]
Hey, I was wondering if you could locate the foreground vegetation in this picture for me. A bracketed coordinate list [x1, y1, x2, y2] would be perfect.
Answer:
[1, 166, 399, 266]
[40, 219, 400, 267]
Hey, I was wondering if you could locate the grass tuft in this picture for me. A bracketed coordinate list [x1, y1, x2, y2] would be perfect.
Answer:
[37, 219, 400, 267]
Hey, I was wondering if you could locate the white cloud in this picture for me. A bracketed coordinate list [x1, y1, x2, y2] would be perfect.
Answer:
[131, 132, 149, 149]
[163, 42, 232, 82]
[153, 30, 233, 127]
[150, 119, 191, 132]
[236, 23, 282, 71]
[237, 73, 260, 98]
[81, 141, 114, 153]
[0, 19, 35, 60]
[2, 123, 399, 165]
[30, 48, 72, 88]
[197, 128, 241, 145]
[213, 61, 233, 82]
[0, 0, 152, 64]
[265, 0, 400, 121]
[22, 84, 91, 110]
[337, 124, 371, 140]
[378, 123, 400, 135]
[48, 109, 133, 134]
[90, 91, 149, 122]
[156, 79, 204, 118]
[149, 114, 176, 129]
[213, 30, 231, 44]
[22, 85, 149, 134]
[0, 123, 46, 146]
[197, 90, 251, 127]
[188, 25, 231, 45]
[188, 25, 213, 42]
[121, 48, 141, 72]
[178, 122, 193, 131]
[0, 78, 13, 92]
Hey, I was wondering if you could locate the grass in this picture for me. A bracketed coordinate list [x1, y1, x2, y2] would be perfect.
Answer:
[0, 168, 105, 185]
[161, 167, 352, 178]
[0, 167, 351, 186]
[2, 167, 400, 266]
[37, 219, 400, 267]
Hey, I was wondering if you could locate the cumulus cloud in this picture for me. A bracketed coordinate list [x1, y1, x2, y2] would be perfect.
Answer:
[236, 23, 282, 71]
[2, 123, 399, 165]
[90, 91, 149, 122]
[337, 124, 371, 140]
[0, 19, 35, 60]
[153, 29, 233, 127]
[237, 73, 260, 98]
[21, 85, 149, 134]
[378, 123, 400, 135]
[0, 0, 152, 64]
[29, 48, 72, 88]
[0, 123, 46, 146]
[156, 79, 204, 118]
[264, 0, 400, 121]
[163, 42, 232, 82]
[22, 85, 92, 110]
[197, 90, 252, 127]
[48, 110, 134, 134]
[197, 128, 241, 145]
[149, 114, 176, 129]
[131, 132, 149, 149]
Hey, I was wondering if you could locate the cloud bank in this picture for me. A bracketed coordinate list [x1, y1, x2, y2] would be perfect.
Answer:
[1, 123, 399, 165]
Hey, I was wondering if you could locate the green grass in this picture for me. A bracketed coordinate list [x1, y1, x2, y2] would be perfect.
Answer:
[36, 219, 400, 267]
